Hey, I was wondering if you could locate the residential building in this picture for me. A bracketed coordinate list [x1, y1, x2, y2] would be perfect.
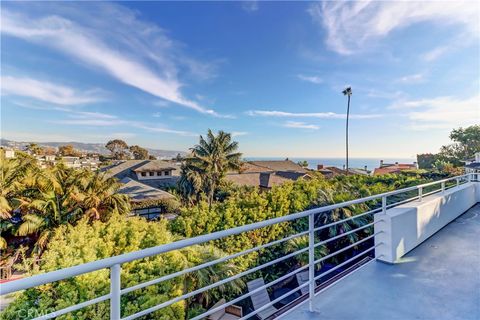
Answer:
[117, 177, 177, 220]
[464, 152, 480, 173]
[373, 160, 418, 176]
[103, 160, 180, 189]
[227, 160, 311, 189]
[61, 156, 81, 169]
[4, 149, 15, 159]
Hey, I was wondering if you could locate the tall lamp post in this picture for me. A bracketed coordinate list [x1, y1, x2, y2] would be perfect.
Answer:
[342, 87, 352, 175]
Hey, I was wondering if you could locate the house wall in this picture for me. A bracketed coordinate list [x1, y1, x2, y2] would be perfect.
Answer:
[136, 170, 172, 180]
[374, 182, 479, 263]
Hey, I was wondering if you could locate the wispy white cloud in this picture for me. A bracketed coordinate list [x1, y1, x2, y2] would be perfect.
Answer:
[422, 46, 449, 62]
[391, 95, 479, 130]
[311, 1, 479, 55]
[247, 110, 381, 119]
[241, 1, 259, 13]
[231, 131, 248, 137]
[132, 123, 197, 137]
[1, 3, 223, 116]
[47, 108, 197, 136]
[297, 74, 323, 84]
[396, 73, 425, 84]
[1, 75, 103, 105]
[283, 121, 319, 130]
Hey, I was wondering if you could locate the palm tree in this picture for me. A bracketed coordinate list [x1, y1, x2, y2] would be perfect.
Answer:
[74, 172, 131, 221]
[342, 87, 352, 174]
[183, 245, 244, 310]
[182, 130, 242, 206]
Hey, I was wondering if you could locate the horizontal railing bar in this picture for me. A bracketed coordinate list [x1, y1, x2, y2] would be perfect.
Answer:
[313, 233, 379, 265]
[122, 247, 309, 320]
[239, 282, 310, 320]
[312, 207, 381, 233]
[314, 243, 381, 283]
[32, 293, 111, 320]
[314, 221, 378, 248]
[122, 229, 309, 294]
[2, 174, 472, 295]
[191, 265, 310, 320]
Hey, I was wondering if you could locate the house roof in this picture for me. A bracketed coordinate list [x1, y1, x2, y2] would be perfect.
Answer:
[244, 160, 308, 173]
[118, 178, 174, 202]
[103, 160, 180, 180]
[465, 163, 480, 169]
[226, 171, 308, 188]
[132, 160, 177, 172]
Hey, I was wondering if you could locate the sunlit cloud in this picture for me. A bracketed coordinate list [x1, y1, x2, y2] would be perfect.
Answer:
[311, 1, 479, 55]
[1, 3, 224, 116]
[247, 110, 382, 119]
[297, 74, 323, 84]
[396, 73, 425, 84]
[391, 95, 480, 130]
[1, 75, 103, 105]
[283, 121, 319, 130]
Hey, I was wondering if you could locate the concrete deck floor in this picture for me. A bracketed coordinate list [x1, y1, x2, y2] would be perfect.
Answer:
[281, 204, 480, 320]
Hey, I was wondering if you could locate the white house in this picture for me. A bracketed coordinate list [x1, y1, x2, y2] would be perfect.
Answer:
[465, 152, 480, 173]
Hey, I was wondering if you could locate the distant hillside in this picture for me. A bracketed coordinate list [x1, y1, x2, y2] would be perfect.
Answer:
[0, 139, 186, 159]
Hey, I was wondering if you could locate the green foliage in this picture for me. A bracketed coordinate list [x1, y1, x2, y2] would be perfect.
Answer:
[2, 215, 245, 320]
[2, 215, 186, 320]
[131, 198, 181, 213]
[419, 125, 480, 169]
[129, 145, 149, 160]
[0, 157, 130, 254]
[178, 130, 242, 206]
[105, 139, 129, 160]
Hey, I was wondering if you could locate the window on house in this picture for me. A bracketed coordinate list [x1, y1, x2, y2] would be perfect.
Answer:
[149, 172, 154, 176]
[164, 170, 170, 176]
[141, 172, 147, 177]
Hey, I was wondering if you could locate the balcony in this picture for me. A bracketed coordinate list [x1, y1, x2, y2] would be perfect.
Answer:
[281, 203, 480, 320]
[1, 174, 479, 320]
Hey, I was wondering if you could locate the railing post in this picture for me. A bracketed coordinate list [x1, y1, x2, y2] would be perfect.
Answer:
[382, 196, 387, 214]
[441, 181, 445, 194]
[456, 178, 460, 187]
[110, 264, 121, 320]
[308, 212, 315, 312]
[468, 174, 472, 183]
[418, 187, 423, 202]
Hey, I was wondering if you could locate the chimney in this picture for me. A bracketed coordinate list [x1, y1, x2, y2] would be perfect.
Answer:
[317, 164, 324, 170]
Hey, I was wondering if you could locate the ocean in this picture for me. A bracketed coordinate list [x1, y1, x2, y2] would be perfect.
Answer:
[245, 157, 417, 171]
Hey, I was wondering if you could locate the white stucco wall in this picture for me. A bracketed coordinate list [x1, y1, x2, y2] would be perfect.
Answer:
[375, 182, 479, 264]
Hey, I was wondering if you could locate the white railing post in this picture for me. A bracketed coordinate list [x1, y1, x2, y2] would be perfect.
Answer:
[381, 196, 387, 214]
[468, 174, 472, 182]
[456, 178, 460, 187]
[308, 212, 315, 312]
[110, 264, 121, 320]
[441, 181, 445, 194]
[418, 187, 423, 202]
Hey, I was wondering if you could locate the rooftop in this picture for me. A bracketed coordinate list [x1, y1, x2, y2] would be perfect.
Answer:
[282, 204, 480, 320]
[117, 178, 174, 202]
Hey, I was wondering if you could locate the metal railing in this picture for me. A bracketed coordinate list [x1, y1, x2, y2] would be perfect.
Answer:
[1, 173, 476, 320]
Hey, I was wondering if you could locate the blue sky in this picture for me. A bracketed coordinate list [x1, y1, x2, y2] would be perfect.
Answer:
[1, 1, 479, 158]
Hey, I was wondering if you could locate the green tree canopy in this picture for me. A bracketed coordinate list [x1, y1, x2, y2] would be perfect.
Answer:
[105, 139, 129, 160]
[58, 144, 80, 157]
[178, 130, 242, 205]
[129, 145, 149, 160]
